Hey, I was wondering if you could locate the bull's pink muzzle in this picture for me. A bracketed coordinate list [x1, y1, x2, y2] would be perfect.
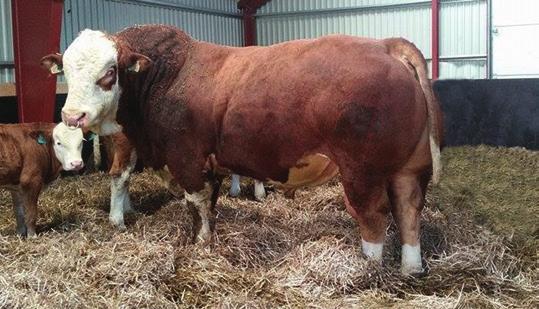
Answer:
[69, 160, 84, 171]
[62, 111, 88, 128]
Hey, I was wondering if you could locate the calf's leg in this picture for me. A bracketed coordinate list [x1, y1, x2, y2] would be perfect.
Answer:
[20, 186, 40, 237]
[10, 190, 27, 236]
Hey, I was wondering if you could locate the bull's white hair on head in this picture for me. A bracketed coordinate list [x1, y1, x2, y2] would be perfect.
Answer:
[62, 28, 122, 135]
[63, 29, 117, 73]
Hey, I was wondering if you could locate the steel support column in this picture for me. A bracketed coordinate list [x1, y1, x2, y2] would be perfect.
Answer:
[11, 0, 63, 122]
[242, 7, 257, 46]
[431, 0, 440, 79]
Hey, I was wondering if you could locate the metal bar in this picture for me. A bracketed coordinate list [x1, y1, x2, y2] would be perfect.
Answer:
[438, 54, 487, 61]
[486, 0, 493, 78]
[0, 61, 14, 68]
[256, 1, 433, 17]
[255, 0, 483, 17]
[115, 0, 241, 18]
[431, 0, 440, 79]
[11, 0, 63, 122]
[242, 8, 257, 46]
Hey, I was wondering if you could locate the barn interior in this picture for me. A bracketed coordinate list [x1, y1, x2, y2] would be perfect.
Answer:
[0, 0, 537, 308]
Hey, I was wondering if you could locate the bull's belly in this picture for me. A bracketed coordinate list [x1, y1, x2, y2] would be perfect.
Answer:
[156, 154, 338, 195]
[266, 154, 339, 190]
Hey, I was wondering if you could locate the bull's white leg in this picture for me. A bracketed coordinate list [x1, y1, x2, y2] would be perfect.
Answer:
[401, 244, 423, 275]
[253, 180, 266, 201]
[109, 150, 137, 230]
[229, 174, 241, 197]
[93, 135, 101, 169]
[389, 174, 425, 275]
[185, 183, 214, 244]
[361, 239, 384, 262]
[10, 190, 27, 236]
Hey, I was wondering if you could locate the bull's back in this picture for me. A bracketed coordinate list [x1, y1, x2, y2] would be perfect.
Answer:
[213, 35, 425, 177]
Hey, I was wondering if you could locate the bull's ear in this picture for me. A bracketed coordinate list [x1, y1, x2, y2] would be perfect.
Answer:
[40, 53, 63, 74]
[125, 53, 152, 73]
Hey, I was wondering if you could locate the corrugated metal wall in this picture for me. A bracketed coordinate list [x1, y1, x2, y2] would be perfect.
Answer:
[0, 0, 13, 84]
[0, 0, 490, 83]
[0, 0, 242, 84]
[257, 0, 487, 79]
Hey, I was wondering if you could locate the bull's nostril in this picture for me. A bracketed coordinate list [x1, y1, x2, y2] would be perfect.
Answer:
[71, 160, 83, 167]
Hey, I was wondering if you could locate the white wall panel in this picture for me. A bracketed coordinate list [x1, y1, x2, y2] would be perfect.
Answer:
[257, 0, 488, 79]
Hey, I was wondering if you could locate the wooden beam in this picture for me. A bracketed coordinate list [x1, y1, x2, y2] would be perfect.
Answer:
[0, 83, 68, 98]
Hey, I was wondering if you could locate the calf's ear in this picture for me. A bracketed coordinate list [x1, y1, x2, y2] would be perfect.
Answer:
[40, 53, 63, 74]
[120, 52, 152, 73]
[28, 131, 49, 145]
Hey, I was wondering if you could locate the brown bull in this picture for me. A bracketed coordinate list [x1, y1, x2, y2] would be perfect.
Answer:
[42, 25, 442, 274]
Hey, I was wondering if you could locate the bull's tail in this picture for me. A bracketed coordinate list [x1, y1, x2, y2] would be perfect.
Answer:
[385, 38, 442, 185]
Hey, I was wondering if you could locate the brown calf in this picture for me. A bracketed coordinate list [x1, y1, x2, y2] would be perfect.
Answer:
[0, 123, 84, 236]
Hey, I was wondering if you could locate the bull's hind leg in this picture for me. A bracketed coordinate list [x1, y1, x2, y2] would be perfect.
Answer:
[342, 177, 390, 262]
[389, 173, 427, 275]
[229, 174, 241, 197]
[253, 180, 266, 201]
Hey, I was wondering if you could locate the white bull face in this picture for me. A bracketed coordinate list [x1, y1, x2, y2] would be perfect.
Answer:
[52, 123, 85, 171]
[41, 29, 151, 135]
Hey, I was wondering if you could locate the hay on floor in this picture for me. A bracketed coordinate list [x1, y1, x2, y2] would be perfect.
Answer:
[0, 146, 537, 308]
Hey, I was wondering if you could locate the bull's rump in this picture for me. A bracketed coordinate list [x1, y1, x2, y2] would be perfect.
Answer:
[209, 35, 428, 183]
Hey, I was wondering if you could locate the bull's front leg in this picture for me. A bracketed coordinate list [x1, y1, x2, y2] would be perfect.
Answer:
[185, 176, 222, 244]
[109, 149, 137, 230]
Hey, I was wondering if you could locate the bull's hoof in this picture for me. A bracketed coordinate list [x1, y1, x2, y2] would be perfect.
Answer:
[195, 229, 213, 246]
[254, 191, 266, 202]
[109, 215, 127, 231]
[401, 266, 427, 277]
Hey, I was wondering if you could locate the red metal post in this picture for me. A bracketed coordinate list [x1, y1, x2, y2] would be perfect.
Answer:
[431, 0, 440, 79]
[242, 7, 256, 46]
[11, 0, 63, 123]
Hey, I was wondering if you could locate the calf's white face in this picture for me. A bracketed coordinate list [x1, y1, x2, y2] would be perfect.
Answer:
[52, 123, 85, 171]
[41, 29, 150, 136]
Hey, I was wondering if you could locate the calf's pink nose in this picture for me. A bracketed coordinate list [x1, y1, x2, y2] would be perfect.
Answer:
[70, 160, 84, 170]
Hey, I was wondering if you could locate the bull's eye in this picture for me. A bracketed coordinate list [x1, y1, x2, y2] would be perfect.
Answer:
[56, 142, 61, 146]
[96, 66, 117, 91]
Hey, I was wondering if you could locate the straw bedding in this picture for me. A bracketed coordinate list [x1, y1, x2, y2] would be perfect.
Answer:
[0, 145, 537, 308]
